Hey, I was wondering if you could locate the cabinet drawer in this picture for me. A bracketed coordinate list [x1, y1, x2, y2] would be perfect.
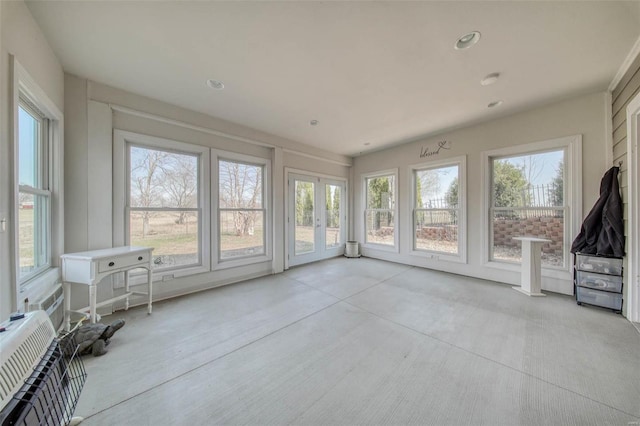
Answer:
[576, 271, 622, 293]
[576, 286, 622, 311]
[98, 252, 149, 272]
[576, 254, 622, 275]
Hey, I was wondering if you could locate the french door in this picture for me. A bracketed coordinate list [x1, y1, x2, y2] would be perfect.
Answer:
[288, 173, 346, 266]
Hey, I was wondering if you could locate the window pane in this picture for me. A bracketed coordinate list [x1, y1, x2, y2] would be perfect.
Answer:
[415, 166, 458, 208]
[326, 184, 341, 249]
[365, 210, 394, 245]
[492, 209, 564, 267]
[19, 192, 49, 278]
[366, 176, 394, 209]
[219, 160, 263, 209]
[492, 150, 564, 208]
[130, 210, 199, 269]
[130, 146, 198, 209]
[491, 149, 566, 267]
[415, 210, 458, 254]
[18, 106, 42, 188]
[220, 211, 265, 259]
[295, 181, 315, 254]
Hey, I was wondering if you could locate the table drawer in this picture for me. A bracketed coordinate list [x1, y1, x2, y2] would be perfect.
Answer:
[576, 254, 622, 275]
[576, 286, 623, 311]
[576, 271, 622, 293]
[98, 252, 149, 272]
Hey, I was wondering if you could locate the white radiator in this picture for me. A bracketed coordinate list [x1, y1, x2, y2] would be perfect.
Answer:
[28, 283, 65, 332]
[0, 311, 86, 425]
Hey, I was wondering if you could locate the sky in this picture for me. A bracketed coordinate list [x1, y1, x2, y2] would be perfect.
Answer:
[501, 150, 563, 186]
[423, 149, 563, 201]
[18, 107, 38, 187]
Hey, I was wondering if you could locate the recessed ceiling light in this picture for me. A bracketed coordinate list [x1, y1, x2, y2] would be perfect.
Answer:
[488, 100, 504, 108]
[454, 31, 481, 50]
[481, 72, 500, 86]
[206, 79, 224, 90]
[310, 120, 319, 126]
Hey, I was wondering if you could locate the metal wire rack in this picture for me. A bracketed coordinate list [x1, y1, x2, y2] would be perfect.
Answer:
[0, 334, 86, 426]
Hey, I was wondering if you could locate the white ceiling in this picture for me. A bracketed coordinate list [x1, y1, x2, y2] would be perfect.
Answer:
[26, 1, 640, 156]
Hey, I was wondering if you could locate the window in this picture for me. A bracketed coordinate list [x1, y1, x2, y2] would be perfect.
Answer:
[12, 59, 63, 303]
[115, 131, 210, 277]
[128, 145, 203, 270]
[218, 159, 266, 260]
[17, 98, 51, 282]
[116, 132, 271, 277]
[485, 135, 581, 272]
[412, 157, 465, 259]
[364, 170, 397, 248]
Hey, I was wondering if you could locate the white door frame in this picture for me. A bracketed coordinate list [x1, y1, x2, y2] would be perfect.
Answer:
[284, 168, 347, 269]
[625, 93, 640, 323]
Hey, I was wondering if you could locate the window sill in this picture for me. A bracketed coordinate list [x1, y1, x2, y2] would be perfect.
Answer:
[19, 267, 61, 307]
[214, 254, 272, 270]
[362, 243, 399, 253]
[410, 250, 466, 264]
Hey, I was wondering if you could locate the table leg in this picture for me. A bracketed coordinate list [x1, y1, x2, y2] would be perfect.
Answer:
[63, 281, 71, 331]
[124, 271, 130, 311]
[89, 284, 97, 323]
[147, 267, 153, 314]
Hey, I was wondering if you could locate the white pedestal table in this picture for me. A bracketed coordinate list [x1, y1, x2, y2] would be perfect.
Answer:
[512, 237, 551, 297]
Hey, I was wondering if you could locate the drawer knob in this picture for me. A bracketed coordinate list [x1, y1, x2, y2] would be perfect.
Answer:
[138, 256, 143, 261]
[108, 261, 115, 267]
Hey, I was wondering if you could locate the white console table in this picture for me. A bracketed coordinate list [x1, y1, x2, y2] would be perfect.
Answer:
[512, 237, 550, 297]
[61, 246, 153, 331]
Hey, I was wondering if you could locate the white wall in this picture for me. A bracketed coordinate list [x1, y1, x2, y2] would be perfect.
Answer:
[64, 75, 351, 311]
[352, 92, 609, 295]
[0, 1, 64, 320]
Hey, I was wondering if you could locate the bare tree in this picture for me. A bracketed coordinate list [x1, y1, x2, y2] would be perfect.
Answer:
[131, 149, 167, 237]
[158, 155, 197, 227]
[19, 192, 32, 207]
[522, 156, 543, 184]
[219, 161, 262, 236]
[417, 169, 441, 207]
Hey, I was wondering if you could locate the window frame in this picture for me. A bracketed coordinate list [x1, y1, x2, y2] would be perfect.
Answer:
[212, 149, 272, 270]
[410, 156, 467, 263]
[362, 168, 399, 252]
[113, 130, 211, 279]
[16, 98, 51, 283]
[11, 58, 64, 299]
[481, 135, 582, 279]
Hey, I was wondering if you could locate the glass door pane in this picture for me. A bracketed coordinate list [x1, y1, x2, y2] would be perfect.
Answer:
[325, 184, 341, 249]
[294, 180, 315, 255]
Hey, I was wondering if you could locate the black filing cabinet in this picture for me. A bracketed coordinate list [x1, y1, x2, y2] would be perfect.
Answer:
[574, 253, 623, 313]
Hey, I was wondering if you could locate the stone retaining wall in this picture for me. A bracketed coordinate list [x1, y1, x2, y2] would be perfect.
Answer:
[411, 216, 564, 256]
[493, 216, 563, 254]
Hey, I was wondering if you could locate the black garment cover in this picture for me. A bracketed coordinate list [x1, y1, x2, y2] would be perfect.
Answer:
[571, 166, 625, 257]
